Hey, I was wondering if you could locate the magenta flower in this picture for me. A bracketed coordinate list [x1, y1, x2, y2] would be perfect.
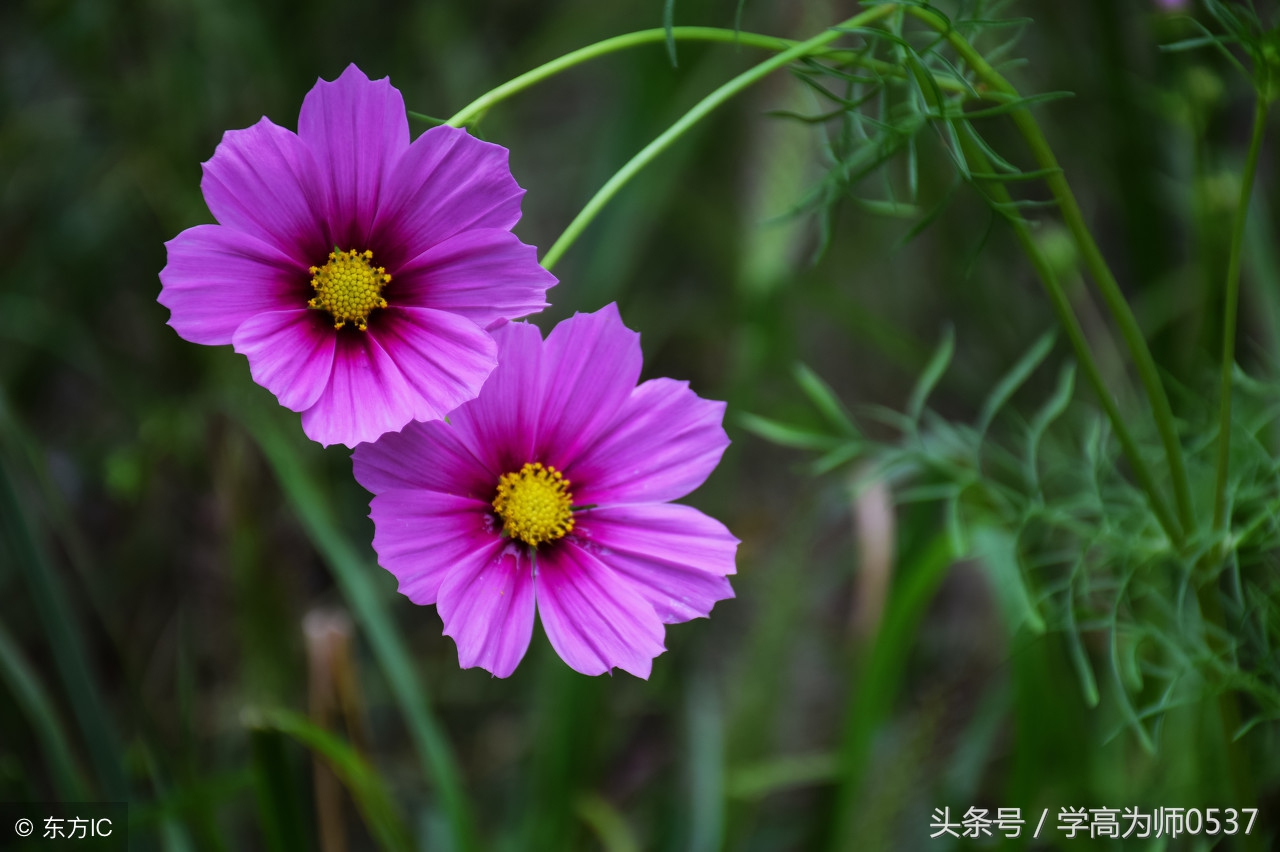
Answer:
[352, 305, 737, 678]
[159, 65, 555, 447]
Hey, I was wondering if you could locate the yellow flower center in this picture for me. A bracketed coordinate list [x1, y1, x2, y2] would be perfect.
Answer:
[492, 462, 575, 547]
[308, 248, 390, 330]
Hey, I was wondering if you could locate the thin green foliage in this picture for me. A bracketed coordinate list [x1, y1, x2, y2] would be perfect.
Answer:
[239, 401, 476, 852]
[250, 708, 413, 852]
[0, 621, 90, 800]
[749, 328, 1280, 752]
[0, 456, 128, 800]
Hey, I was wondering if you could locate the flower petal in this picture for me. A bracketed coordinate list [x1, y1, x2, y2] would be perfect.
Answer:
[444, 320, 546, 476]
[352, 418, 495, 499]
[200, 117, 329, 261]
[159, 225, 306, 345]
[571, 377, 728, 506]
[298, 65, 409, 249]
[535, 542, 666, 678]
[370, 126, 524, 268]
[536, 304, 643, 468]
[300, 329, 416, 447]
[231, 309, 337, 411]
[438, 542, 536, 678]
[573, 504, 737, 624]
[370, 306, 496, 424]
[367, 490, 499, 605]
[393, 228, 555, 328]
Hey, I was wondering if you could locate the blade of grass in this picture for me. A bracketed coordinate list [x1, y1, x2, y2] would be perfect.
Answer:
[827, 533, 954, 851]
[238, 403, 476, 852]
[687, 677, 724, 852]
[575, 794, 640, 852]
[906, 326, 954, 424]
[0, 456, 128, 800]
[248, 722, 313, 852]
[725, 753, 839, 800]
[252, 708, 413, 852]
[0, 620, 90, 800]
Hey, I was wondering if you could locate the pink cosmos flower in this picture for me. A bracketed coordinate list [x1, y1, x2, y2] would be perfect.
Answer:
[352, 304, 738, 678]
[159, 65, 555, 447]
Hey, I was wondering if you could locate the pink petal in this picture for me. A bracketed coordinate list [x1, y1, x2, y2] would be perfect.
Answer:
[571, 377, 728, 506]
[573, 504, 737, 624]
[370, 126, 524, 269]
[536, 304, 644, 468]
[535, 542, 666, 678]
[352, 419, 495, 499]
[297, 65, 409, 249]
[370, 307, 496, 424]
[159, 225, 306, 345]
[444, 320, 546, 476]
[367, 490, 499, 605]
[300, 330, 417, 447]
[393, 228, 555, 328]
[438, 543, 536, 678]
[231, 309, 337, 411]
[200, 117, 329, 262]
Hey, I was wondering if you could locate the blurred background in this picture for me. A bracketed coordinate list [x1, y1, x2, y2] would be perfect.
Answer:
[2, 0, 1277, 849]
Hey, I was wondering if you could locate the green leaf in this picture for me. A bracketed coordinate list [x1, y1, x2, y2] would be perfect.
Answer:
[725, 753, 839, 800]
[906, 325, 954, 424]
[967, 166, 1063, 183]
[810, 442, 864, 475]
[893, 176, 960, 249]
[575, 794, 640, 852]
[1063, 558, 1101, 708]
[1024, 364, 1076, 493]
[248, 724, 311, 852]
[737, 412, 845, 451]
[976, 330, 1055, 440]
[947, 90, 1074, 120]
[238, 402, 476, 851]
[793, 363, 858, 436]
[0, 454, 128, 799]
[663, 0, 678, 67]
[250, 708, 412, 852]
[829, 534, 955, 848]
[0, 621, 89, 800]
[971, 526, 1045, 634]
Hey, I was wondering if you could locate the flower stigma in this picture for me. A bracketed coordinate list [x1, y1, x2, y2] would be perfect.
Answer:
[493, 462, 575, 547]
[308, 249, 390, 330]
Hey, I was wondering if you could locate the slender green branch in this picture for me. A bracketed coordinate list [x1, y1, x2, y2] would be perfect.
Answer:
[1213, 97, 1269, 531]
[538, 7, 897, 270]
[902, 61, 1183, 545]
[445, 24, 966, 129]
[906, 4, 1195, 537]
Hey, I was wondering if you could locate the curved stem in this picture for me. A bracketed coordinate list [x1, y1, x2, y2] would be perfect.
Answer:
[1213, 97, 1269, 530]
[445, 24, 960, 129]
[900, 61, 1183, 545]
[538, 7, 897, 271]
[906, 4, 1195, 537]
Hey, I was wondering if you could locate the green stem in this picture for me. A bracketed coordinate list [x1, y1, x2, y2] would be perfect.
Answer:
[241, 406, 477, 852]
[901, 61, 1183, 545]
[537, 7, 897, 271]
[1213, 97, 1269, 530]
[444, 25, 962, 130]
[905, 4, 1195, 538]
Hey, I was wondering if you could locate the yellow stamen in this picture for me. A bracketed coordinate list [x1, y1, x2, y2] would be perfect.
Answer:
[492, 462, 575, 547]
[307, 248, 391, 330]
